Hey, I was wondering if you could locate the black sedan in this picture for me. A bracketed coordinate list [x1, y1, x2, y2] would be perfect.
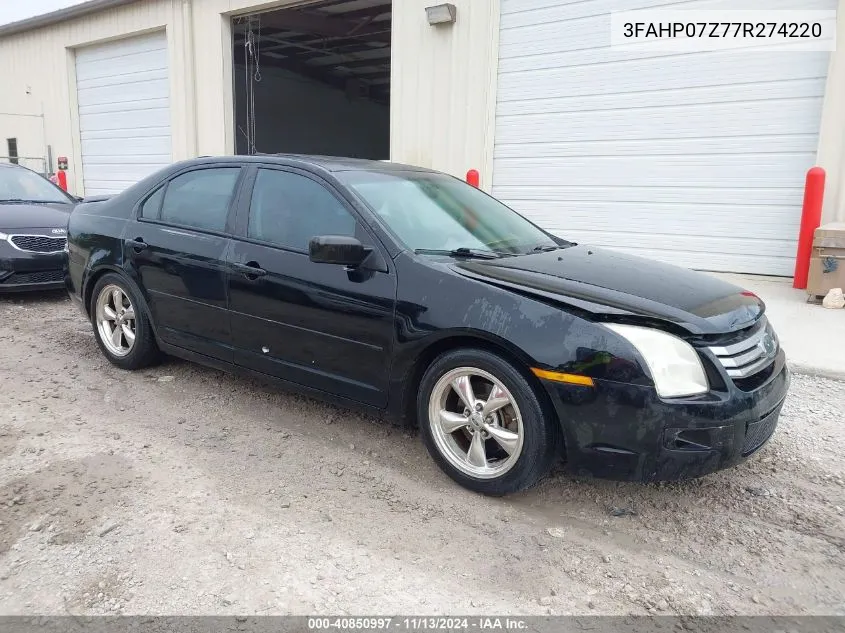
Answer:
[0, 162, 77, 292]
[65, 155, 788, 495]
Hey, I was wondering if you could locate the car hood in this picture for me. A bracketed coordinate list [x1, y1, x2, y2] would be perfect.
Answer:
[452, 245, 763, 335]
[0, 202, 73, 230]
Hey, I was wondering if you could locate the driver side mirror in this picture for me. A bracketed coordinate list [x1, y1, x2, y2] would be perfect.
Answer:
[309, 235, 371, 267]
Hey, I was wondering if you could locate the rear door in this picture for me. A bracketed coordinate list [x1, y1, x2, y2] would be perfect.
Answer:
[126, 165, 245, 361]
[227, 166, 396, 407]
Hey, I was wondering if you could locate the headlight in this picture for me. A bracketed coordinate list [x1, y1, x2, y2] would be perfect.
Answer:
[0, 231, 7, 241]
[606, 324, 708, 398]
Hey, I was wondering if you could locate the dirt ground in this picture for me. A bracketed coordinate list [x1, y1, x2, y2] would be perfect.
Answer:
[0, 292, 843, 616]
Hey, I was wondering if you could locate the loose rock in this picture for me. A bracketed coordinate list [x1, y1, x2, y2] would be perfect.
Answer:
[744, 486, 771, 497]
[822, 288, 845, 309]
[609, 507, 637, 517]
[97, 522, 119, 537]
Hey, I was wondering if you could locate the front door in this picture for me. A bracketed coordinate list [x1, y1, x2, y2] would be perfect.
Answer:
[126, 165, 244, 361]
[227, 166, 396, 407]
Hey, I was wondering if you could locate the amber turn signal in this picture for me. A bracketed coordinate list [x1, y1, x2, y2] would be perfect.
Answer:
[531, 368, 595, 387]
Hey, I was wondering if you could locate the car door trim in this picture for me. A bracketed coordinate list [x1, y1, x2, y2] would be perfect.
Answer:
[156, 338, 385, 418]
[227, 306, 384, 351]
[235, 349, 382, 393]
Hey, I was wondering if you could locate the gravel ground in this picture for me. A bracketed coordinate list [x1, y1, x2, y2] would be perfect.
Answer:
[0, 292, 843, 616]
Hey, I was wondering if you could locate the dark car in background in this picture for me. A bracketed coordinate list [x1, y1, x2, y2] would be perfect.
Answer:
[64, 155, 788, 495]
[0, 162, 76, 292]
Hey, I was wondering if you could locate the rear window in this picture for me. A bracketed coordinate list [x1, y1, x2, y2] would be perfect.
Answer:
[157, 168, 240, 232]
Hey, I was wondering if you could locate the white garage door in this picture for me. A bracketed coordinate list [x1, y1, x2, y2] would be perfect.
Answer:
[75, 32, 171, 195]
[493, 0, 834, 275]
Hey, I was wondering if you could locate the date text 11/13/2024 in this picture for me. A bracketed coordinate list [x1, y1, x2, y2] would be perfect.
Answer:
[307, 617, 529, 631]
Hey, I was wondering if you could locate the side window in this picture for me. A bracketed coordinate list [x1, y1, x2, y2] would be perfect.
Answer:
[139, 185, 165, 220]
[248, 169, 356, 251]
[159, 168, 240, 232]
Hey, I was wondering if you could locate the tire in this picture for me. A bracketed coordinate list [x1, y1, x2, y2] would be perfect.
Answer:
[90, 273, 160, 370]
[417, 348, 560, 495]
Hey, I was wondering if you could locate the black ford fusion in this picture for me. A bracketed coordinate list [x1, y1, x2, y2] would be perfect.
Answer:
[65, 155, 788, 495]
[0, 162, 77, 292]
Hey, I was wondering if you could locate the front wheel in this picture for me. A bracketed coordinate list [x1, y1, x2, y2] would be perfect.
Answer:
[417, 349, 559, 495]
[90, 273, 159, 370]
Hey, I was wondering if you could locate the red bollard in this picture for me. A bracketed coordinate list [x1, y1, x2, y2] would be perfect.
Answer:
[56, 155, 69, 192]
[466, 169, 480, 188]
[793, 166, 826, 289]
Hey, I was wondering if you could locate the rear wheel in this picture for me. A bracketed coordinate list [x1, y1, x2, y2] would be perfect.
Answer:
[418, 349, 559, 495]
[91, 273, 159, 370]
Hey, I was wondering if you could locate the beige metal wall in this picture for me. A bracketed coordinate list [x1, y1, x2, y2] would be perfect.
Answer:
[0, 0, 302, 193]
[7, 0, 840, 222]
[389, 0, 500, 190]
[0, 0, 502, 195]
[0, 1, 182, 194]
[0, 113, 45, 171]
[816, 0, 845, 224]
[187, 0, 309, 159]
[189, 0, 502, 188]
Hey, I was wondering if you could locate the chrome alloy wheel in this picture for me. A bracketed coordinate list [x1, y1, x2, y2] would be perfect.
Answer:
[95, 284, 136, 357]
[428, 367, 525, 479]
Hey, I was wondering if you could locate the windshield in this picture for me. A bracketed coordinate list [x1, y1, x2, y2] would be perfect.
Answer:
[0, 166, 72, 204]
[338, 170, 557, 255]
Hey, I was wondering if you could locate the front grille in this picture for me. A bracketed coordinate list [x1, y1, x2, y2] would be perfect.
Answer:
[0, 270, 64, 285]
[9, 235, 67, 253]
[708, 321, 778, 379]
[742, 407, 780, 456]
[733, 361, 777, 393]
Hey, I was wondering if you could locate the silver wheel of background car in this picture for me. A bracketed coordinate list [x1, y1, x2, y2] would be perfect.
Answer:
[427, 367, 525, 479]
[95, 284, 136, 357]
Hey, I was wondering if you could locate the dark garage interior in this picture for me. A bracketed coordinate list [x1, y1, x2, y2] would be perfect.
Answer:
[232, 0, 391, 159]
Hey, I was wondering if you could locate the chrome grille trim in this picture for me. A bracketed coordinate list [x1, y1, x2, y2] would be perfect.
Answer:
[724, 355, 775, 380]
[708, 326, 767, 357]
[707, 322, 778, 379]
[720, 345, 767, 369]
[7, 234, 67, 254]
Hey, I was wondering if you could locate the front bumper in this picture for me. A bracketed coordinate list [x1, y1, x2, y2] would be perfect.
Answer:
[0, 248, 66, 293]
[541, 349, 790, 482]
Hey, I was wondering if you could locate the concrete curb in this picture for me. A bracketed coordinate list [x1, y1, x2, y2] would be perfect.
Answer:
[788, 361, 845, 382]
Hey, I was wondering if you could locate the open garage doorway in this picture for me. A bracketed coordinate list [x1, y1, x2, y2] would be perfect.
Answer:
[232, 0, 391, 159]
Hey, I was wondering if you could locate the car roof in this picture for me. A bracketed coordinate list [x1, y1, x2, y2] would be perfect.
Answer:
[190, 154, 439, 175]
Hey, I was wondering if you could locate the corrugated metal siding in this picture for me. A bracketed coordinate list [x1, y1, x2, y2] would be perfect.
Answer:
[493, 0, 835, 275]
[390, 0, 500, 186]
[190, 0, 308, 157]
[816, 4, 845, 226]
[0, 0, 174, 195]
[0, 0, 322, 191]
[76, 31, 172, 194]
[3, 0, 841, 230]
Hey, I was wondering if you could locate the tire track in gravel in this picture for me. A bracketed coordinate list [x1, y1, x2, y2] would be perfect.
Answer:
[0, 294, 843, 616]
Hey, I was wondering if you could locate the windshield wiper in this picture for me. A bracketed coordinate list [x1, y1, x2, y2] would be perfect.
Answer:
[0, 198, 56, 204]
[529, 240, 576, 253]
[414, 247, 501, 260]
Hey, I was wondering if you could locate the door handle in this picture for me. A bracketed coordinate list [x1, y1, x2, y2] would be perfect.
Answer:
[232, 261, 267, 279]
[131, 237, 148, 252]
